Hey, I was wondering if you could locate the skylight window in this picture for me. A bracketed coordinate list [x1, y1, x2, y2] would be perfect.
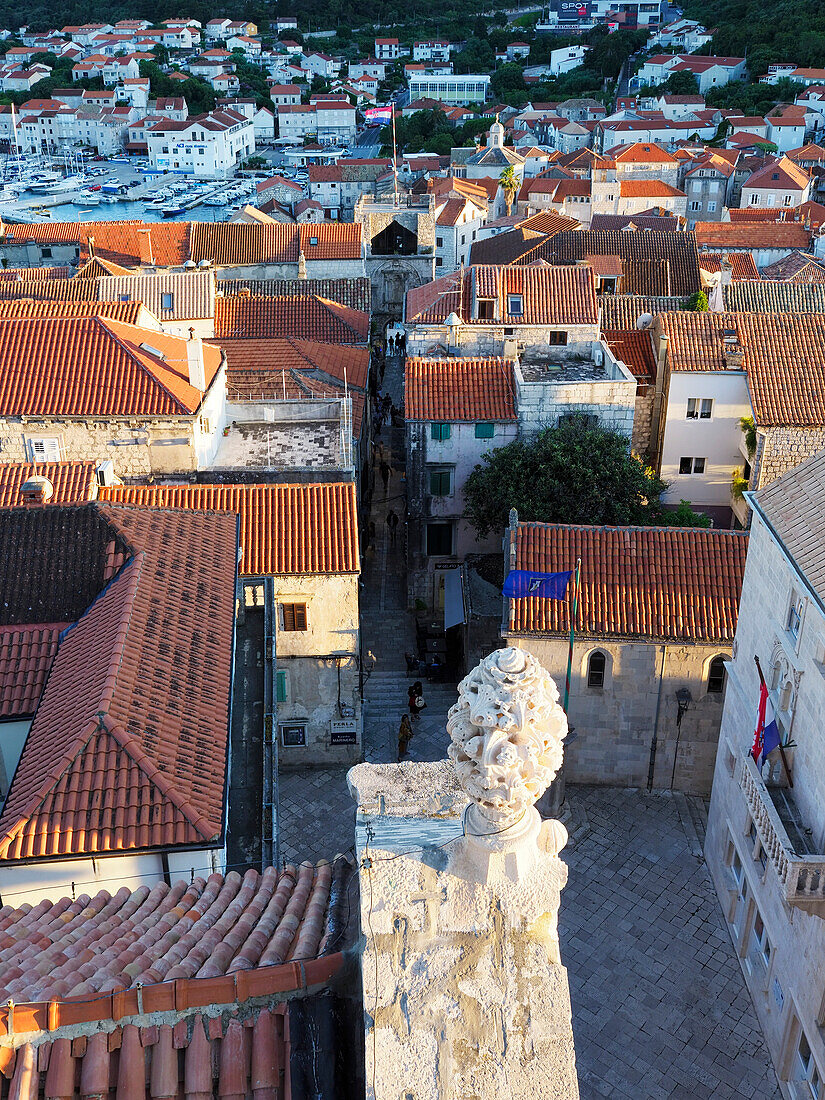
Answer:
[139, 342, 165, 360]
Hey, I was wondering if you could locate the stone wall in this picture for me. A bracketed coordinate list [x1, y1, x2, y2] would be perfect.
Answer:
[517, 377, 636, 440]
[405, 323, 600, 358]
[754, 426, 825, 491]
[275, 572, 362, 766]
[632, 389, 655, 457]
[503, 635, 730, 794]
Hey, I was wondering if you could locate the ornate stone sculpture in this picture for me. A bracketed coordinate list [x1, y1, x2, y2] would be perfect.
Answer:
[447, 646, 568, 831]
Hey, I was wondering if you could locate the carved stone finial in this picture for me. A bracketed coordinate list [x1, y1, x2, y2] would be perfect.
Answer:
[446, 646, 568, 830]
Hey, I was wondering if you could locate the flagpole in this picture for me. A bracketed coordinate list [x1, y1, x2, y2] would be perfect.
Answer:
[391, 107, 399, 207]
[754, 655, 793, 787]
[563, 558, 581, 714]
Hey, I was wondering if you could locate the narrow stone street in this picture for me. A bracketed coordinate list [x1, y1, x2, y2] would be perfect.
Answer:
[275, 351, 781, 1099]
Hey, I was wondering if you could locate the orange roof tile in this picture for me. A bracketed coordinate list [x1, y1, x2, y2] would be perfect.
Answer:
[0, 503, 237, 862]
[0, 299, 143, 323]
[0, 461, 98, 506]
[603, 330, 656, 385]
[694, 221, 811, 249]
[0, 317, 222, 417]
[508, 523, 748, 641]
[698, 252, 760, 280]
[405, 357, 517, 421]
[215, 295, 368, 342]
[618, 180, 685, 198]
[99, 482, 359, 575]
[0, 277, 98, 303]
[611, 142, 679, 164]
[0, 623, 68, 718]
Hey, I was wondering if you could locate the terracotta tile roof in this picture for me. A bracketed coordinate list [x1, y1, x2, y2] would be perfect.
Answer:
[97, 270, 216, 320]
[3, 221, 190, 268]
[215, 295, 368, 342]
[599, 294, 684, 327]
[698, 251, 760, 280]
[743, 156, 810, 191]
[611, 142, 679, 164]
[0, 317, 221, 417]
[189, 222, 362, 264]
[589, 213, 679, 232]
[406, 264, 598, 326]
[99, 483, 359, 575]
[760, 250, 825, 282]
[694, 221, 811, 249]
[485, 230, 701, 297]
[0, 277, 98, 302]
[0, 503, 237, 862]
[751, 449, 825, 602]
[618, 180, 685, 198]
[507, 523, 748, 642]
[0, 857, 352, 1005]
[75, 255, 133, 278]
[603, 330, 656, 385]
[0, 461, 98, 506]
[516, 211, 583, 235]
[658, 310, 749, 372]
[467, 215, 579, 266]
[0, 623, 68, 718]
[218, 276, 371, 312]
[724, 281, 825, 312]
[405, 357, 517, 422]
[0, 299, 143, 323]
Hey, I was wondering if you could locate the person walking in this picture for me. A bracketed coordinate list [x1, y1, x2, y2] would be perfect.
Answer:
[408, 681, 426, 719]
[367, 520, 376, 552]
[380, 459, 391, 495]
[386, 508, 399, 545]
[398, 713, 413, 759]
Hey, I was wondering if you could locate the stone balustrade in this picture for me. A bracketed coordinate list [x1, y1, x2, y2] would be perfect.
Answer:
[739, 753, 825, 916]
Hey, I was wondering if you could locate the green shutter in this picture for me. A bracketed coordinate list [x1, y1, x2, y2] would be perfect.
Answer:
[276, 670, 287, 703]
[475, 422, 494, 439]
[430, 470, 451, 496]
[430, 422, 451, 441]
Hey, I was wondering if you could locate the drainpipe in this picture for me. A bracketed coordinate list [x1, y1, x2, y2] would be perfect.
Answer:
[647, 644, 667, 790]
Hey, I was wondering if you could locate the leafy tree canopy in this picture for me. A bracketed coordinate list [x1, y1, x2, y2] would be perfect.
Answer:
[463, 420, 710, 537]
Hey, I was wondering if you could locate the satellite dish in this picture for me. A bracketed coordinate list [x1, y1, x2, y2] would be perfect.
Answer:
[636, 312, 654, 329]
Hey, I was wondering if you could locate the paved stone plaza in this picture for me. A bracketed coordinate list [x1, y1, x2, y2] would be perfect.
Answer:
[276, 349, 781, 1099]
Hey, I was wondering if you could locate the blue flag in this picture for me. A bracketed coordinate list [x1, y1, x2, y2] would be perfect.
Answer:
[503, 569, 573, 599]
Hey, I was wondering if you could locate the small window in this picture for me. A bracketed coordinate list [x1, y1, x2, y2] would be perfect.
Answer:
[477, 299, 494, 320]
[686, 398, 699, 420]
[281, 602, 307, 631]
[707, 201, 717, 213]
[507, 293, 523, 316]
[679, 456, 705, 474]
[276, 669, 288, 702]
[794, 1032, 823, 1100]
[708, 656, 726, 694]
[700, 398, 713, 419]
[41, 247, 52, 258]
[749, 909, 771, 968]
[426, 522, 452, 556]
[119, 293, 131, 303]
[429, 469, 452, 496]
[788, 594, 803, 641]
[161, 292, 174, 310]
[548, 331, 568, 345]
[431, 422, 451, 442]
[436, 235, 443, 247]
[587, 651, 606, 688]
[475, 422, 494, 439]
[27, 436, 61, 462]
[309, 235, 318, 245]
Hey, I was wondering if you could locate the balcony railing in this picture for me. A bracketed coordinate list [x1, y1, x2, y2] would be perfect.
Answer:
[740, 753, 825, 916]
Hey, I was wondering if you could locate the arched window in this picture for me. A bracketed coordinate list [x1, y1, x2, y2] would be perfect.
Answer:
[707, 655, 727, 694]
[587, 651, 606, 688]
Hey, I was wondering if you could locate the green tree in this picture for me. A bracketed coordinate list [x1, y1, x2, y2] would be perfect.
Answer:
[499, 165, 519, 216]
[463, 420, 708, 537]
[661, 69, 700, 96]
[684, 290, 709, 312]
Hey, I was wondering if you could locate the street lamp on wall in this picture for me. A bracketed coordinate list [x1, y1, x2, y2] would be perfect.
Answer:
[671, 688, 693, 790]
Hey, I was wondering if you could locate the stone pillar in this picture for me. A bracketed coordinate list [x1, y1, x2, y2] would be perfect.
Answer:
[349, 647, 579, 1100]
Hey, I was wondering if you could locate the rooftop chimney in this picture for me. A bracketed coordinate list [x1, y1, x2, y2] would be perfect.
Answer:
[19, 475, 54, 505]
[187, 328, 206, 392]
[138, 226, 154, 267]
[720, 257, 733, 288]
[87, 235, 95, 259]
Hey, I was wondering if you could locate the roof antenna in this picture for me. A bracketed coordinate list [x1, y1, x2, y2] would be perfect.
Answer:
[458, 262, 465, 323]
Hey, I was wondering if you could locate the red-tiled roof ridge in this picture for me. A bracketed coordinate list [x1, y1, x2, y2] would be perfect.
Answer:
[405, 357, 518, 421]
[0, 461, 98, 506]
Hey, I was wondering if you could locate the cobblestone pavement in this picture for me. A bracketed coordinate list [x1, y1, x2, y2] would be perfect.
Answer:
[276, 354, 780, 1099]
[565, 787, 780, 1100]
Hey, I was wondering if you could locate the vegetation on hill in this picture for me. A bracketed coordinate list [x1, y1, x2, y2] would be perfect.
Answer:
[682, 0, 825, 73]
[463, 420, 711, 537]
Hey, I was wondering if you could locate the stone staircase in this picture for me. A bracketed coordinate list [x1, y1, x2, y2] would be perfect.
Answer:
[363, 671, 458, 763]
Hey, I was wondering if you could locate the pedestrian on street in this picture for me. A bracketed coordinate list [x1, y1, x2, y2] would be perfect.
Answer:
[380, 460, 391, 495]
[386, 508, 399, 544]
[398, 713, 413, 759]
[367, 520, 376, 552]
[408, 681, 426, 719]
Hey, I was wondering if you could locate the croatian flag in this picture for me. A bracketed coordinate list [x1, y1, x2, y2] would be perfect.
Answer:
[364, 106, 393, 122]
[751, 681, 781, 769]
[502, 569, 572, 599]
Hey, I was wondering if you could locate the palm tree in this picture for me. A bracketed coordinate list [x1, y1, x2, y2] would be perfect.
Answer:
[499, 165, 519, 217]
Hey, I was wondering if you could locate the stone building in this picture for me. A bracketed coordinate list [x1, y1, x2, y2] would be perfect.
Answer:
[99, 482, 362, 768]
[0, 502, 237, 904]
[705, 449, 825, 1097]
[354, 192, 436, 321]
[497, 517, 748, 794]
[0, 314, 226, 478]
